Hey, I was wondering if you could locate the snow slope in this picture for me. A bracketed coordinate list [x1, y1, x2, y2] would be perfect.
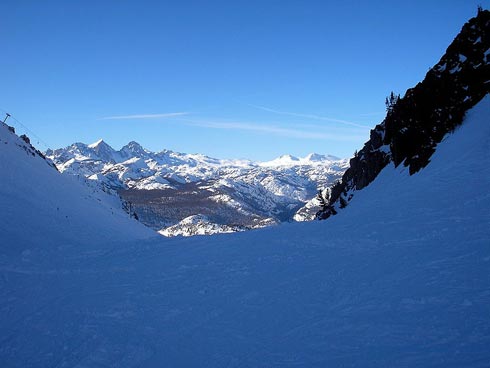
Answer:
[0, 97, 489, 366]
[0, 122, 155, 249]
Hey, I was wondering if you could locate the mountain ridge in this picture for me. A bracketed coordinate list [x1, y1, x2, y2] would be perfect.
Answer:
[47, 141, 348, 235]
[48, 140, 342, 168]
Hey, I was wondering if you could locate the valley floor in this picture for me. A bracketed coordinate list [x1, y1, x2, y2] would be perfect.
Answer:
[1, 201, 489, 367]
[1, 98, 489, 367]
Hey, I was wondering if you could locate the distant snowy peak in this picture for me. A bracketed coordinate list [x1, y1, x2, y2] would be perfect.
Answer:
[260, 153, 341, 167]
[120, 141, 150, 160]
[87, 139, 120, 163]
[88, 138, 106, 149]
[305, 153, 340, 162]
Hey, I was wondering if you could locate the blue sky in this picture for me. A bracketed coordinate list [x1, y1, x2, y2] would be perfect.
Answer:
[1, 0, 488, 160]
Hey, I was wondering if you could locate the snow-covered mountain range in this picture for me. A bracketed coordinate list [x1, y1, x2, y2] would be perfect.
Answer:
[46, 143, 348, 235]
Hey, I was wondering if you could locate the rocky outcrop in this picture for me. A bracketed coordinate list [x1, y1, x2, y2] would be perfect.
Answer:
[317, 9, 490, 220]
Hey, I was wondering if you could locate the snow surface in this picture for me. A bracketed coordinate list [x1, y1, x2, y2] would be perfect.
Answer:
[1, 97, 490, 366]
[0, 123, 155, 248]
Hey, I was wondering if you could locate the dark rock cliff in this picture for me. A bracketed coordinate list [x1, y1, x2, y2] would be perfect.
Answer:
[317, 9, 490, 220]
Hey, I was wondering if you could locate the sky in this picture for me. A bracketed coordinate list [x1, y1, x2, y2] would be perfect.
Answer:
[1, 0, 488, 161]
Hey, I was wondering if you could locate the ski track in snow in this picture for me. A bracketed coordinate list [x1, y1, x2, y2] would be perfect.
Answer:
[0, 97, 489, 366]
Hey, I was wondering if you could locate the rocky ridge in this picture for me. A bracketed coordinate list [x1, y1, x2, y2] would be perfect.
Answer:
[317, 8, 490, 219]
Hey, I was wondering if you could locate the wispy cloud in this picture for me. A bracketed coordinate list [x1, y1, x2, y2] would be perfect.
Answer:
[99, 112, 189, 120]
[175, 118, 367, 141]
[247, 104, 371, 129]
[97, 109, 368, 141]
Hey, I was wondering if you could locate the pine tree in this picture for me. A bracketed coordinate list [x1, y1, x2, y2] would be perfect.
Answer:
[317, 190, 326, 209]
[385, 91, 400, 114]
[316, 188, 330, 211]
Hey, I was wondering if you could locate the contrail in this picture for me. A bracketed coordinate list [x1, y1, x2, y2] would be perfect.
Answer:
[99, 112, 189, 120]
[174, 118, 367, 141]
[247, 104, 370, 129]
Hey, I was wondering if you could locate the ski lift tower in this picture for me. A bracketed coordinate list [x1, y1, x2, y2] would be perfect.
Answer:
[2, 113, 11, 124]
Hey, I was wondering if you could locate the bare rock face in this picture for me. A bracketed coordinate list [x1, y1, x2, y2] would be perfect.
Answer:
[317, 9, 490, 220]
